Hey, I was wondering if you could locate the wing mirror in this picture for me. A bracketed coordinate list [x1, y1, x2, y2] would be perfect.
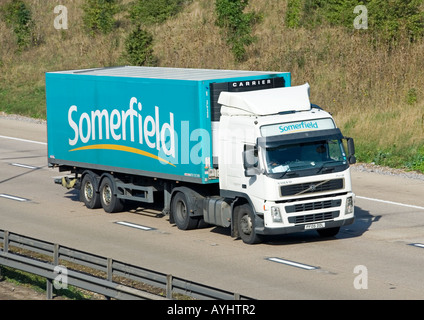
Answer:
[243, 145, 261, 177]
[345, 137, 356, 164]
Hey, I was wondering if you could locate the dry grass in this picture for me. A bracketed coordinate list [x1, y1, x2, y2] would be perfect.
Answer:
[1, 0, 423, 169]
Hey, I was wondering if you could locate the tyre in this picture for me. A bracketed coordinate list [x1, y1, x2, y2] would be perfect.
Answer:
[80, 174, 101, 209]
[196, 218, 210, 229]
[99, 176, 124, 213]
[235, 204, 262, 244]
[171, 192, 198, 230]
[317, 227, 340, 238]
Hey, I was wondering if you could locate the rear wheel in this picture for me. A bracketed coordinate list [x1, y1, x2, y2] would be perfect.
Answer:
[99, 176, 123, 213]
[80, 174, 101, 209]
[171, 192, 198, 230]
[235, 204, 262, 244]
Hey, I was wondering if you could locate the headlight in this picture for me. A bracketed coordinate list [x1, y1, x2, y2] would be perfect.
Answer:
[345, 197, 354, 214]
[271, 206, 282, 222]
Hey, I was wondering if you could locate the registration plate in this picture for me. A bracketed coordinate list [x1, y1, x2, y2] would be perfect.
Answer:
[304, 222, 325, 230]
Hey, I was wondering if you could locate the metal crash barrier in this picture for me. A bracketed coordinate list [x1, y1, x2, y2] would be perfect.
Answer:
[0, 230, 251, 300]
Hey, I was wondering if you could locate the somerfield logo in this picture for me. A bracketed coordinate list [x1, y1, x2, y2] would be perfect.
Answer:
[67, 97, 176, 166]
[279, 121, 318, 134]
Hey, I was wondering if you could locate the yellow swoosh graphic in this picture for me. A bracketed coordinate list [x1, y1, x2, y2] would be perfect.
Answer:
[69, 144, 176, 167]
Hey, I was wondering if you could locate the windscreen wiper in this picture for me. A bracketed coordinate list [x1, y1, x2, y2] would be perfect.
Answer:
[316, 161, 344, 174]
[275, 163, 307, 179]
[276, 171, 299, 179]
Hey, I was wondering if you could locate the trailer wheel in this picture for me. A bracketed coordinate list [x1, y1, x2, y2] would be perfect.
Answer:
[171, 192, 198, 230]
[99, 176, 123, 213]
[235, 204, 262, 244]
[80, 174, 101, 209]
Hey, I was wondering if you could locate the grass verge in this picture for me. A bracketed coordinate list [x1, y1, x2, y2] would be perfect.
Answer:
[0, 265, 95, 300]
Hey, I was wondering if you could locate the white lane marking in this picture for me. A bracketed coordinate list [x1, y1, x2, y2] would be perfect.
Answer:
[410, 243, 424, 249]
[10, 163, 39, 170]
[356, 196, 424, 211]
[115, 221, 154, 231]
[0, 194, 30, 202]
[0, 135, 47, 146]
[267, 257, 319, 270]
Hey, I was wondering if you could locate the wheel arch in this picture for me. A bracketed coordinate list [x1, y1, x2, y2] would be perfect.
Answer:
[220, 190, 258, 238]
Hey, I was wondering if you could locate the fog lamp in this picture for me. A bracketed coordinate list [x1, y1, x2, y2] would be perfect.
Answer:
[271, 206, 282, 222]
[345, 197, 354, 214]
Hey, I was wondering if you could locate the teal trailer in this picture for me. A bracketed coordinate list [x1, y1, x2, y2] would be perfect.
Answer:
[46, 66, 290, 185]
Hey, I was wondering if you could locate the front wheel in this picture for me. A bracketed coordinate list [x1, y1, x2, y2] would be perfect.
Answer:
[235, 204, 262, 244]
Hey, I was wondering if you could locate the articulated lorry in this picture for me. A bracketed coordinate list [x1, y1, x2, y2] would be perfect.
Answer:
[46, 66, 356, 244]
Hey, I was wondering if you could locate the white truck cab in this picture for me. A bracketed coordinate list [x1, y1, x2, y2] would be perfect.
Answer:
[217, 84, 356, 243]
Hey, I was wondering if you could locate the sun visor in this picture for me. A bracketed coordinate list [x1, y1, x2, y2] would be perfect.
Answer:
[258, 128, 344, 148]
[219, 83, 311, 116]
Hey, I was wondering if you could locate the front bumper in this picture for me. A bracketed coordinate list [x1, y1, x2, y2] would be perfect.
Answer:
[255, 216, 355, 235]
[254, 192, 355, 236]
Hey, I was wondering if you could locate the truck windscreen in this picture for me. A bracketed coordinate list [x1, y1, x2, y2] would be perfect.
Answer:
[265, 139, 347, 177]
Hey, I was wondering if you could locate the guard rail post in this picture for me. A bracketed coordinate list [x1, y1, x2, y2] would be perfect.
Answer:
[166, 274, 173, 299]
[46, 278, 53, 300]
[46, 243, 60, 300]
[106, 257, 113, 300]
[0, 231, 8, 282]
[3, 231, 9, 253]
